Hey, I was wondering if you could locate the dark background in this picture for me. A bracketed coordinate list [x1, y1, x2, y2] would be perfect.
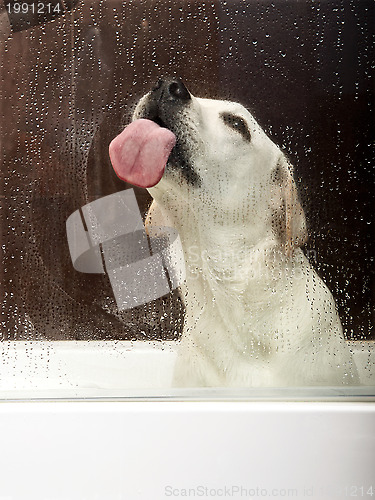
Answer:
[0, 0, 373, 340]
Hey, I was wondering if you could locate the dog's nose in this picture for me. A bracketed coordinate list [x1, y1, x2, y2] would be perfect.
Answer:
[152, 78, 191, 102]
[167, 79, 191, 101]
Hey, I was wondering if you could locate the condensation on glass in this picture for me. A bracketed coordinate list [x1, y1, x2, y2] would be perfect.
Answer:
[0, 0, 373, 389]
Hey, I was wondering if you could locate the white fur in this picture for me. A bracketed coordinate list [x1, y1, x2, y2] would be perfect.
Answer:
[137, 93, 359, 387]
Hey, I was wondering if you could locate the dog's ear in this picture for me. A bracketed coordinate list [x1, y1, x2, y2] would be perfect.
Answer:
[270, 155, 308, 254]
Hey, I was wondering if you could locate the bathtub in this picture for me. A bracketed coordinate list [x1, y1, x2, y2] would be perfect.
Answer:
[0, 341, 374, 499]
[0, 340, 374, 398]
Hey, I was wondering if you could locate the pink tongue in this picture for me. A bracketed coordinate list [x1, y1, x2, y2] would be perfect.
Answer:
[109, 119, 176, 188]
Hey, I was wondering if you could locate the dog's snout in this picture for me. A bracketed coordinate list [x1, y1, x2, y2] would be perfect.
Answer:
[152, 78, 191, 103]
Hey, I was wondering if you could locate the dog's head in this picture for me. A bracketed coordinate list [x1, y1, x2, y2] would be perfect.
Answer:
[134, 78, 307, 252]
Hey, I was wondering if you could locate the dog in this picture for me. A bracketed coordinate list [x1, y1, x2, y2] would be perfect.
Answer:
[131, 78, 359, 387]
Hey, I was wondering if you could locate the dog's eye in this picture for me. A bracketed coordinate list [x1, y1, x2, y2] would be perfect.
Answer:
[221, 112, 251, 142]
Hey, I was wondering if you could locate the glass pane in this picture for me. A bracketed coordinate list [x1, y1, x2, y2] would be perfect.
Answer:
[0, 0, 374, 394]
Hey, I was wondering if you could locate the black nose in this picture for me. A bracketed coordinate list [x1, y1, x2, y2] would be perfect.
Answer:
[152, 78, 191, 102]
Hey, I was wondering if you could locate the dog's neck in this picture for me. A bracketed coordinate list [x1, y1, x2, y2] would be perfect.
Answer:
[147, 193, 295, 298]
[177, 214, 288, 295]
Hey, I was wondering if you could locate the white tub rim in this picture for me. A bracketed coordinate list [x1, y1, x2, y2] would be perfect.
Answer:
[0, 340, 374, 402]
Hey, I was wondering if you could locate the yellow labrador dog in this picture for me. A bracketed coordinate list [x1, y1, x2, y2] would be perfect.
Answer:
[112, 78, 359, 387]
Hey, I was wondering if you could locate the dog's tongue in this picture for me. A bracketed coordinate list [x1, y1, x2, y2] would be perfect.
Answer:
[109, 119, 176, 188]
